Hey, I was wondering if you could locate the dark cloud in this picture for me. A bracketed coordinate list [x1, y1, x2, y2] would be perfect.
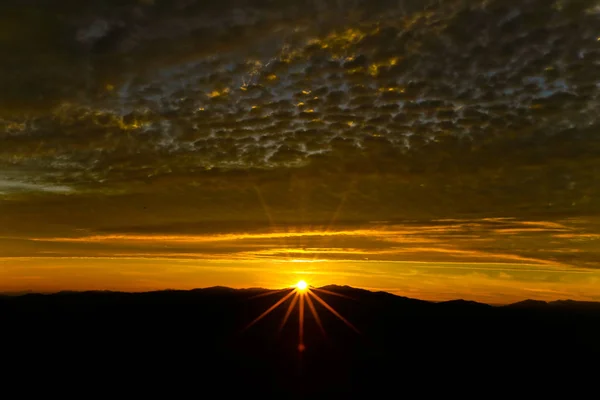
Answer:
[1, 0, 600, 275]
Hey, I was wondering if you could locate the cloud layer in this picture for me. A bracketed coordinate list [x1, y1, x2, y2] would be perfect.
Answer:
[1, 0, 599, 298]
[2, 1, 599, 199]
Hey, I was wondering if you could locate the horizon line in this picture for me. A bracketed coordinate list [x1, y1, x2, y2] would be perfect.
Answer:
[1, 284, 597, 307]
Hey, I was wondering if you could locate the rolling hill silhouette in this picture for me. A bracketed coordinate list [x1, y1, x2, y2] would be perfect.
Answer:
[2, 285, 598, 397]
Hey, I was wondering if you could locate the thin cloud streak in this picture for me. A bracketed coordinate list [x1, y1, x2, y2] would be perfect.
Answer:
[29, 229, 405, 243]
[12, 217, 599, 270]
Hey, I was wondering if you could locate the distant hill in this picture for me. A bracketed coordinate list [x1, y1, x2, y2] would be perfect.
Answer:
[4, 284, 598, 308]
[505, 298, 600, 311]
[1, 285, 599, 396]
[437, 298, 493, 308]
[505, 299, 550, 308]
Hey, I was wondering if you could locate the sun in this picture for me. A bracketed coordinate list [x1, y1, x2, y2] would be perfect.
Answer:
[243, 280, 359, 354]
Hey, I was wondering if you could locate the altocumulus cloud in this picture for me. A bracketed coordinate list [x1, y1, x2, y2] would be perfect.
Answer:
[0, 0, 599, 274]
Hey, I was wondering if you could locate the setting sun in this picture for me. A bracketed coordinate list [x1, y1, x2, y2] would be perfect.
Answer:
[244, 279, 359, 353]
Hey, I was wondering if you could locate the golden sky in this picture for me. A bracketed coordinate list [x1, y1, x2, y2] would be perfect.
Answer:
[1, 256, 599, 304]
[1, 0, 600, 303]
[2, 219, 600, 303]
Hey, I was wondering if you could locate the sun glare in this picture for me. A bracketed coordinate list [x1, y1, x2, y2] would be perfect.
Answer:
[243, 281, 359, 353]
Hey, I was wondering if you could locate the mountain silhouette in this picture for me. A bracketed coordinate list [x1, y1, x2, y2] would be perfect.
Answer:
[506, 299, 551, 308]
[1, 285, 598, 396]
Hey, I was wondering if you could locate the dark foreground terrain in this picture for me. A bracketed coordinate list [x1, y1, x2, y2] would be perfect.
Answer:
[2, 285, 599, 397]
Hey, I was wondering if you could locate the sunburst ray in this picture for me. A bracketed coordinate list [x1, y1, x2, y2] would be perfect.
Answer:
[312, 287, 354, 300]
[243, 283, 359, 352]
[308, 290, 360, 334]
[279, 292, 299, 332]
[249, 288, 290, 300]
[242, 289, 295, 332]
[304, 292, 326, 338]
[252, 185, 292, 261]
[298, 293, 305, 352]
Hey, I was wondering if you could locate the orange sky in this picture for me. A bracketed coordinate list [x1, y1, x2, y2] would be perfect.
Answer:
[2, 255, 599, 304]
[2, 218, 600, 304]
[2, 220, 600, 304]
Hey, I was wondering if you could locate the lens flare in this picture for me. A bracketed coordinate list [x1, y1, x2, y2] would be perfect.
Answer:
[243, 282, 359, 353]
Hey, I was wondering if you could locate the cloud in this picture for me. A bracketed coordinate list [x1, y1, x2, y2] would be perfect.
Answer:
[2, 1, 599, 186]
[0, 179, 72, 194]
[4, 218, 594, 269]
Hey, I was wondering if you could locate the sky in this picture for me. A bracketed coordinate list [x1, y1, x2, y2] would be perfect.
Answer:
[1, 0, 600, 303]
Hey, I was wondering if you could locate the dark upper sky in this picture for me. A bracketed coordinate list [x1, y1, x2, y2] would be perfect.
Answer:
[1, 0, 599, 302]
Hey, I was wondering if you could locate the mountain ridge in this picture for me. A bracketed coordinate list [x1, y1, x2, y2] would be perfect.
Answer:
[2, 282, 599, 396]
[1, 284, 599, 309]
